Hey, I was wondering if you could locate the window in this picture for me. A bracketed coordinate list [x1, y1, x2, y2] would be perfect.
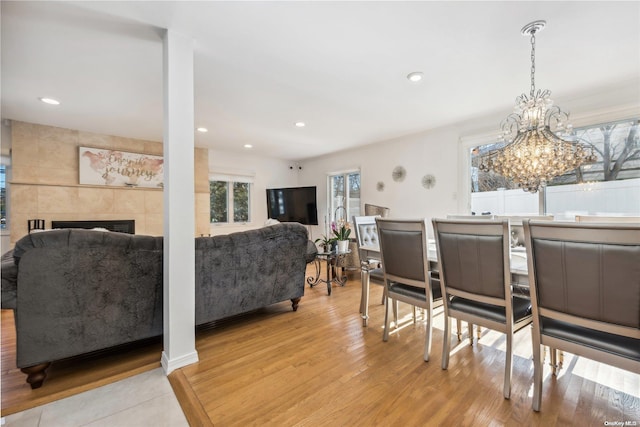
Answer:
[0, 165, 5, 229]
[468, 118, 640, 218]
[209, 179, 251, 224]
[328, 170, 360, 225]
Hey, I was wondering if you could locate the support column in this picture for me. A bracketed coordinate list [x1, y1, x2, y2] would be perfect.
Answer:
[161, 29, 198, 374]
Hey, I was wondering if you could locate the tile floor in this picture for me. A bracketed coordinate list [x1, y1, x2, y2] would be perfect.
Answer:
[1, 368, 188, 427]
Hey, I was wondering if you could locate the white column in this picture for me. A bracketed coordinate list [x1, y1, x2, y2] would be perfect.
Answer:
[161, 29, 198, 374]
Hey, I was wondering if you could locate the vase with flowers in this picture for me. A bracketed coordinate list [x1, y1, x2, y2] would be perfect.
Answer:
[332, 219, 351, 253]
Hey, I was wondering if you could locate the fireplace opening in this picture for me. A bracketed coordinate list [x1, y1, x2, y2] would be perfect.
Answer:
[51, 220, 135, 234]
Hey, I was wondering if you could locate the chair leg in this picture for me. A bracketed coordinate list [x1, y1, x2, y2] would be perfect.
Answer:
[442, 316, 451, 369]
[456, 318, 462, 341]
[393, 299, 398, 328]
[382, 295, 391, 341]
[550, 347, 558, 376]
[412, 306, 417, 324]
[532, 343, 543, 411]
[359, 270, 366, 314]
[558, 350, 564, 371]
[503, 331, 513, 399]
[468, 322, 474, 345]
[423, 303, 433, 362]
[380, 287, 386, 305]
[360, 269, 370, 327]
[477, 325, 482, 339]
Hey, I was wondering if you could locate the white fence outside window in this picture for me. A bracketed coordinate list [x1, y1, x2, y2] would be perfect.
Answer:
[471, 178, 640, 220]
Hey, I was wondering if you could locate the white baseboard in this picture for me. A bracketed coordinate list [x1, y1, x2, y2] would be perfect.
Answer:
[161, 350, 199, 375]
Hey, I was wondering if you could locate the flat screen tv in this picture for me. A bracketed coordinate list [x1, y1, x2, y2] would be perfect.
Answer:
[266, 186, 318, 225]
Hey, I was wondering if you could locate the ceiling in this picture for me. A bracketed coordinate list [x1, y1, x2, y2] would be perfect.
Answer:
[2, 1, 639, 160]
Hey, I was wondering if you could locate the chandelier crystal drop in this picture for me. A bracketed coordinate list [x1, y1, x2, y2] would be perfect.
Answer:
[478, 20, 597, 193]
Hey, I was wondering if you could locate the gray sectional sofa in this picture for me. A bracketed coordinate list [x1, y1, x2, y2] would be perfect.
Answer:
[1, 222, 310, 388]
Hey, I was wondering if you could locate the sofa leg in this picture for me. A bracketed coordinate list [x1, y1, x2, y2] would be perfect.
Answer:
[21, 362, 51, 389]
[291, 297, 301, 311]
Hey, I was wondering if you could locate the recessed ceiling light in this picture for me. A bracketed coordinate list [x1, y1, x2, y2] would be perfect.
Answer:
[295, 122, 306, 128]
[407, 72, 424, 83]
[244, 144, 253, 148]
[196, 127, 208, 133]
[39, 97, 60, 105]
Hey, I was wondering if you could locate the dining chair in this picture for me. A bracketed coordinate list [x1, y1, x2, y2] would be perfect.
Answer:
[523, 220, 640, 412]
[376, 218, 442, 361]
[364, 204, 390, 218]
[353, 215, 386, 327]
[443, 213, 502, 340]
[432, 218, 532, 399]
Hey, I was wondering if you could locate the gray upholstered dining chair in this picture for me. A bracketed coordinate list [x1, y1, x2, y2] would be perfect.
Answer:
[364, 203, 390, 218]
[523, 220, 640, 412]
[432, 218, 532, 399]
[376, 218, 441, 361]
[353, 215, 386, 327]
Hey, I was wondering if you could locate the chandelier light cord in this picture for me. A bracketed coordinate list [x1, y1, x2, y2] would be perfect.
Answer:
[529, 31, 536, 98]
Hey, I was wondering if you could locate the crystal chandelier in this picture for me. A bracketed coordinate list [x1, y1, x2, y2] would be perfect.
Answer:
[478, 20, 597, 193]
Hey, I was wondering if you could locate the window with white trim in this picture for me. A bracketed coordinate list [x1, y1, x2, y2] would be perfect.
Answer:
[468, 117, 640, 218]
[209, 174, 252, 224]
[0, 165, 6, 229]
[328, 170, 360, 226]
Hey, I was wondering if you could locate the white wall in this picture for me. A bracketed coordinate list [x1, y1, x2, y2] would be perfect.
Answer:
[208, 148, 299, 236]
[298, 125, 462, 239]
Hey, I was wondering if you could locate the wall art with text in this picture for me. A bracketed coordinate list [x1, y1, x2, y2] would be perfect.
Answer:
[79, 147, 164, 188]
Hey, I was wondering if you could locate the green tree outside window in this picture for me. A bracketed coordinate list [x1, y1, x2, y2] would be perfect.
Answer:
[210, 180, 251, 223]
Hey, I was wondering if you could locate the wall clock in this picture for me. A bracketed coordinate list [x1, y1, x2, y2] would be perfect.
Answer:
[392, 166, 406, 182]
[422, 174, 436, 189]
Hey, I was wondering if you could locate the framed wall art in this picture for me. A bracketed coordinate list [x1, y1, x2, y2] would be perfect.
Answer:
[79, 147, 164, 188]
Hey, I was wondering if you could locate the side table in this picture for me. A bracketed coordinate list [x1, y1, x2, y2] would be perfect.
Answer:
[307, 250, 350, 295]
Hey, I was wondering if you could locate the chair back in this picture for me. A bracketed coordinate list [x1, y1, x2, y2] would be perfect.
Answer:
[353, 216, 380, 249]
[523, 220, 640, 333]
[496, 215, 554, 223]
[375, 218, 429, 289]
[432, 219, 510, 302]
[575, 215, 640, 224]
[524, 220, 640, 411]
[364, 204, 390, 218]
[446, 214, 495, 220]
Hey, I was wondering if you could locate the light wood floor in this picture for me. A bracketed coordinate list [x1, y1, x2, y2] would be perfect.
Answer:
[3, 265, 639, 425]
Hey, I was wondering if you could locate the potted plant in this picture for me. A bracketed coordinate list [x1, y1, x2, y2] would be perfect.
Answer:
[314, 235, 336, 253]
[332, 222, 351, 252]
